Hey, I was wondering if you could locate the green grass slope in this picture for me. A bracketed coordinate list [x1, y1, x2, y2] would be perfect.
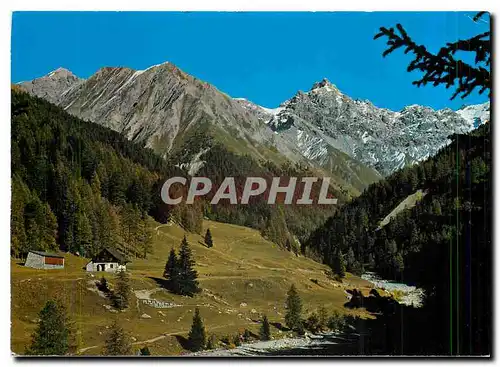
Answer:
[11, 219, 372, 356]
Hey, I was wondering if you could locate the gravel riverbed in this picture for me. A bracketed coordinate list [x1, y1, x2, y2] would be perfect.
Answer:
[185, 332, 339, 356]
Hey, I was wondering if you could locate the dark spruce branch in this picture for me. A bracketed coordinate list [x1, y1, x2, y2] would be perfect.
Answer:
[374, 12, 490, 100]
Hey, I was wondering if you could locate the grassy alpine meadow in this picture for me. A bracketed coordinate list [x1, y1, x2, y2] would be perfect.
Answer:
[11, 219, 373, 356]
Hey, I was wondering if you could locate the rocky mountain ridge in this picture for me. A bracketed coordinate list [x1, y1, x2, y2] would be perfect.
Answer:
[237, 78, 490, 175]
[19, 63, 488, 187]
[19, 63, 383, 195]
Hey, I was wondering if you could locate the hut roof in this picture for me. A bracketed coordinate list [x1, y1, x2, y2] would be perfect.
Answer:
[28, 250, 65, 259]
[92, 248, 129, 263]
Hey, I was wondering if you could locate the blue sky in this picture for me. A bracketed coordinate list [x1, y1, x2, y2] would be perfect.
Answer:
[12, 12, 490, 110]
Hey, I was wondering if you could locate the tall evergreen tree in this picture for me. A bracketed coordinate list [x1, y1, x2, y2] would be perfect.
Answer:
[177, 236, 200, 296]
[164, 248, 179, 293]
[11, 174, 30, 258]
[137, 213, 153, 258]
[259, 315, 271, 341]
[104, 320, 131, 356]
[26, 300, 71, 355]
[333, 249, 347, 278]
[23, 194, 58, 254]
[74, 206, 92, 256]
[204, 228, 213, 248]
[285, 284, 303, 331]
[188, 307, 206, 352]
[112, 270, 131, 310]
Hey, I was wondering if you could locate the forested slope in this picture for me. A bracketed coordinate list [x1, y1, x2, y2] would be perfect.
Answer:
[306, 123, 491, 354]
[11, 90, 343, 259]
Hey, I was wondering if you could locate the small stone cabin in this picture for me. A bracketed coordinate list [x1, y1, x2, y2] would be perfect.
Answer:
[25, 250, 65, 269]
[86, 248, 129, 273]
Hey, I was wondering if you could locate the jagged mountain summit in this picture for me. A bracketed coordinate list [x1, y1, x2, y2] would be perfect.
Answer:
[246, 78, 490, 175]
[21, 62, 302, 162]
[19, 63, 382, 196]
[19, 62, 488, 188]
[19, 67, 84, 105]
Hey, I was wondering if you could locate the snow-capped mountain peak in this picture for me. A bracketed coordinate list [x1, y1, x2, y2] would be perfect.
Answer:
[265, 78, 490, 176]
[234, 98, 283, 124]
[457, 103, 490, 128]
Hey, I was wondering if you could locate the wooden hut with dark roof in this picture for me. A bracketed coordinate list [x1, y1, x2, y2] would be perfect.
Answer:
[85, 248, 129, 273]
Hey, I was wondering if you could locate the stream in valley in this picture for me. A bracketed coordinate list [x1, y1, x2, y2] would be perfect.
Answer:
[192, 272, 425, 356]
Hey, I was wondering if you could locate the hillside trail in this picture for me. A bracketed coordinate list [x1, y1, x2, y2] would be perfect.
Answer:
[77, 227, 325, 354]
[154, 223, 172, 233]
[77, 320, 257, 354]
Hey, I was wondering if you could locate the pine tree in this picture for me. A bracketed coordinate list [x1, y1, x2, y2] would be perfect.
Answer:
[120, 203, 140, 255]
[164, 248, 179, 293]
[259, 315, 271, 341]
[204, 228, 213, 248]
[177, 236, 200, 296]
[112, 270, 131, 310]
[104, 320, 131, 356]
[392, 252, 405, 273]
[285, 284, 303, 331]
[188, 307, 206, 352]
[375, 12, 490, 100]
[333, 249, 347, 278]
[26, 300, 71, 355]
[39, 202, 58, 252]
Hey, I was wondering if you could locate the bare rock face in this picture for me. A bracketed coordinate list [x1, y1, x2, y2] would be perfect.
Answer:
[234, 98, 283, 124]
[20, 63, 382, 194]
[19, 61, 488, 192]
[265, 79, 490, 176]
[20, 67, 84, 105]
[21, 62, 304, 164]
